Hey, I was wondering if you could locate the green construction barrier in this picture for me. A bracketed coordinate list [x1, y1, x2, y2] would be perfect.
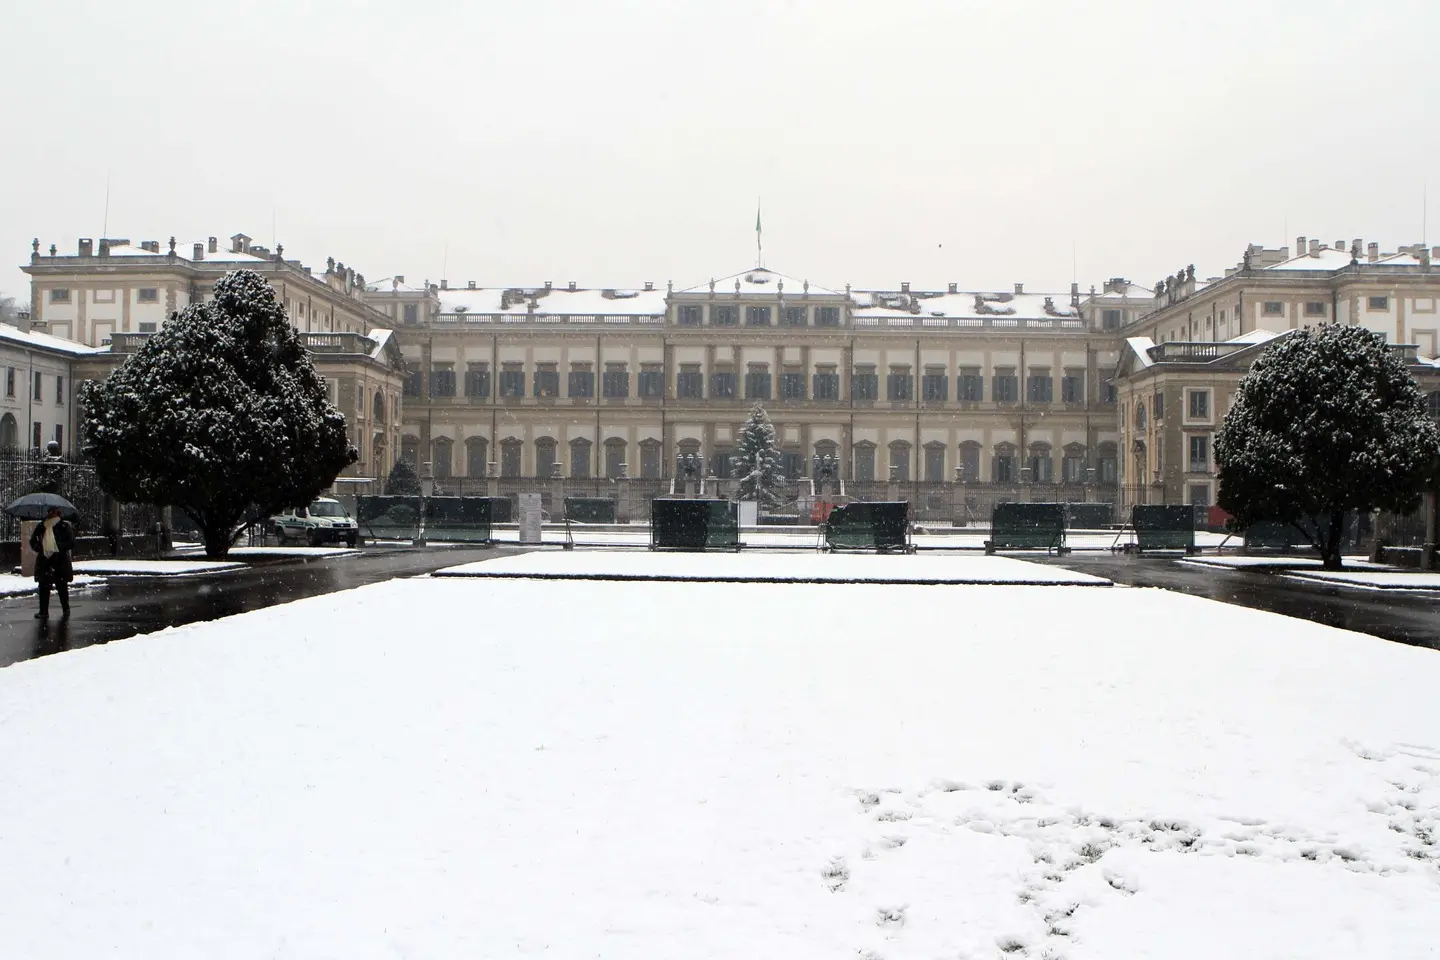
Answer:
[1132, 504, 1196, 553]
[564, 497, 617, 524]
[650, 499, 740, 551]
[424, 497, 494, 543]
[1065, 502, 1114, 529]
[987, 502, 1067, 553]
[357, 495, 422, 541]
[824, 501, 911, 552]
[1242, 519, 1303, 552]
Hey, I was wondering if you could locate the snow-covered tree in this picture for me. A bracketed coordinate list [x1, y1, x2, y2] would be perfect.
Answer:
[1215, 324, 1440, 569]
[78, 270, 357, 558]
[384, 458, 421, 496]
[730, 403, 785, 507]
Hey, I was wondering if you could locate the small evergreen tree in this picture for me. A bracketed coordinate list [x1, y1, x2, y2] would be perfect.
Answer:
[731, 403, 785, 508]
[1215, 324, 1440, 569]
[78, 270, 357, 558]
[384, 458, 421, 495]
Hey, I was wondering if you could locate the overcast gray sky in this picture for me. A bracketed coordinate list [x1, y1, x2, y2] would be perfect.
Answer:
[3, 0, 1437, 302]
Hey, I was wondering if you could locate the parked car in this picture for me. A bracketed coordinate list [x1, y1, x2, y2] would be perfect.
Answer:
[271, 498, 359, 547]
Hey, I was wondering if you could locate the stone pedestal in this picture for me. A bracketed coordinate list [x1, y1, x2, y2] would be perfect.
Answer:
[615, 476, 633, 523]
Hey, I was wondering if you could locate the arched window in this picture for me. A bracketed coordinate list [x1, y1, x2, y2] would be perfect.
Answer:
[1062, 443, 1087, 484]
[958, 441, 981, 482]
[638, 438, 662, 479]
[0, 413, 18, 451]
[888, 440, 911, 482]
[570, 437, 592, 479]
[852, 441, 876, 482]
[992, 442, 1017, 484]
[604, 438, 627, 479]
[1135, 402, 1147, 430]
[465, 437, 488, 477]
[500, 437, 523, 478]
[813, 439, 839, 478]
[535, 437, 558, 479]
[432, 437, 453, 479]
[373, 390, 385, 423]
[922, 442, 946, 483]
[1028, 442, 1053, 483]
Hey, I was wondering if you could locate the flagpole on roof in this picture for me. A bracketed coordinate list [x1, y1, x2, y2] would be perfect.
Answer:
[756, 198, 762, 269]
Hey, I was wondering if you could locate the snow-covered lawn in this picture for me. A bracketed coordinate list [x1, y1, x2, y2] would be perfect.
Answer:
[1285, 570, 1440, 591]
[436, 551, 1111, 585]
[0, 573, 99, 597]
[1, 557, 1437, 958]
[71, 559, 245, 576]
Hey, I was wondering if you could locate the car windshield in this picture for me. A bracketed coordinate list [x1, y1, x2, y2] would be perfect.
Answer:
[308, 502, 346, 518]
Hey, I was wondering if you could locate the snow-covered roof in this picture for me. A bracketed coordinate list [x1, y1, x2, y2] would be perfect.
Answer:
[437, 286, 668, 317]
[1089, 282, 1154, 301]
[1263, 248, 1355, 272]
[1124, 336, 1156, 369]
[852, 290, 1081, 321]
[0, 322, 104, 356]
[367, 328, 395, 361]
[1226, 328, 1283, 345]
[101, 242, 269, 264]
[363, 279, 429, 294]
[676, 268, 841, 297]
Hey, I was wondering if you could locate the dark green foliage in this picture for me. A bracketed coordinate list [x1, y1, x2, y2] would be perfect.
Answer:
[731, 403, 785, 507]
[78, 270, 357, 558]
[1215, 325, 1440, 569]
[384, 458, 421, 495]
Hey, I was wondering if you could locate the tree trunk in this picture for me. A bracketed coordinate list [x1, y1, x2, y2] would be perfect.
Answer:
[1319, 511, 1345, 570]
[201, 522, 233, 559]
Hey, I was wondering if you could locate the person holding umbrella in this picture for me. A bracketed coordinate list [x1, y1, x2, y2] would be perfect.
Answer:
[6, 493, 79, 621]
[30, 505, 75, 620]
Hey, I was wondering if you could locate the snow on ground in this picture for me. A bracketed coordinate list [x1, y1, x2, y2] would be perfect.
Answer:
[1182, 555, 1387, 570]
[0, 573, 99, 597]
[436, 551, 1112, 585]
[1285, 570, 1440, 591]
[71, 559, 245, 576]
[1, 562, 1438, 958]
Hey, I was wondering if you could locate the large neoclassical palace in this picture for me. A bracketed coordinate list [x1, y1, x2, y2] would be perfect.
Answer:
[18, 232, 1440, 516]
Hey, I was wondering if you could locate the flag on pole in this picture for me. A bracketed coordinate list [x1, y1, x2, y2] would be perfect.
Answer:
[756, 201, 762, 265]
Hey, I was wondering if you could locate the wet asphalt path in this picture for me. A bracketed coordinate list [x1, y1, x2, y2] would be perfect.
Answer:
[0, 544, 522, 669]
[1032, 552, 1440, 651]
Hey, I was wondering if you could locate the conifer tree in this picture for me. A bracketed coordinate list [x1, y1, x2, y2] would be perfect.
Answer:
[731, 403, 785, 508]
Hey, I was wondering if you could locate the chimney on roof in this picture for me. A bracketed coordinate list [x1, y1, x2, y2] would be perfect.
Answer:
[78, 238, 93, 257]
[440, 278, 447, 290]
[193, 243, 204, 261]
[1070, 281, 1080, 307]
[544, 280, 553, 291]
[947, 282, 958, 294]
[900, 281, 910, 293]
[1367, 242, 1380, 262]
[644, 281, 654, 292]
[568, 281, 577, 291]
[1296, 237, 1306, 258]
[231, 234, 250, 254]
[1309, 239, 1321, 256]
[208, 236, 218, 254]
[98, 239, 110, 257]
[467, 280, 476, 289]
[1335, 240, 1345, 252]
[1013, 282, 1024, 295]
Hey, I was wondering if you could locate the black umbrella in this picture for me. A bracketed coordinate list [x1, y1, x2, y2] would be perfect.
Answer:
[5, 493, 80, 522]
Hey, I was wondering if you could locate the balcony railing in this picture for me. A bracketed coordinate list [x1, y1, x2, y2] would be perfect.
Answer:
[423, 312, 1088, 331]
[433, 313, 665, 326]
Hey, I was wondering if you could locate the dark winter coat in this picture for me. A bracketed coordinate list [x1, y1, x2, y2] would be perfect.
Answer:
[29, 520, 75, 584]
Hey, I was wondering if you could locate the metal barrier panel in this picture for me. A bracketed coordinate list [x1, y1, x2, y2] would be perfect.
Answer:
[424, 497, 493, 542]
[825, 501, 911, 552]
[1132, 504, 1196, 552]
[357, 495, 422, 541]
[988, 502, 1066, 551]
[565, 497, 617, 524]
[651, 499, 739, 551]
[1065, 502, 1114, 529]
